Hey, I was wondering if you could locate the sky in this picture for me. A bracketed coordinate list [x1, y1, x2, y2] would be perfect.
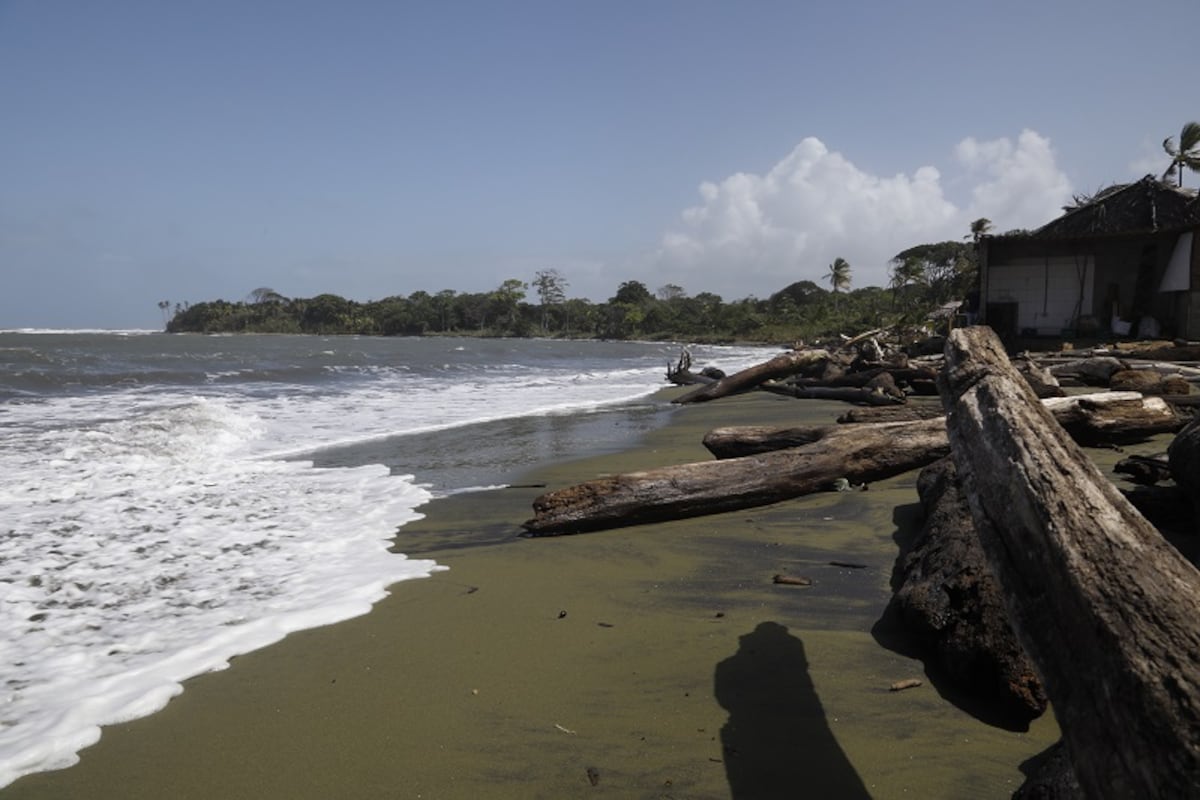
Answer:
[2, 0, 1198, 329]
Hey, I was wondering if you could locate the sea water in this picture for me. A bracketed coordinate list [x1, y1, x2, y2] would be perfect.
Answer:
[0, 331, 769, 788]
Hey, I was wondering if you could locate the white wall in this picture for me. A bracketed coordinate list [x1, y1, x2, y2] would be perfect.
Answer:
[987, 256, 1095, 335]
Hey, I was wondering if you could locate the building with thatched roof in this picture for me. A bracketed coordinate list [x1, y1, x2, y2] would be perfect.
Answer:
[978, 176, 1200, 340]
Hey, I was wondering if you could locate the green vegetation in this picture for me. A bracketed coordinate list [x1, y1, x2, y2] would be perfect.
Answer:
[165, 239, 979, 343]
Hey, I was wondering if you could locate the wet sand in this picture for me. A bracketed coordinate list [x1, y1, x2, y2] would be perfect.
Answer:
[4, 391, 1061, 799]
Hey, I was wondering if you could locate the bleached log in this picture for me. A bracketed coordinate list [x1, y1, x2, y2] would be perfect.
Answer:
[523, 418, 948, 535]
[941, 326, 1200, 799]
[719, 392, 1180, 459]
[672, 348, 829, 404]
[1047, 356, 1127, 385]
[1039, 391, 1183, 442]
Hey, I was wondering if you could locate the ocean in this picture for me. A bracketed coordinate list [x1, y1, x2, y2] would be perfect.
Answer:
[0, 331, 771, 788]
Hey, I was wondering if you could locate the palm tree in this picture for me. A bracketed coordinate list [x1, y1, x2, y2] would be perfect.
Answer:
[889, 257, 926, 311]
[967, 217, 993, 243]
[826, 257, 851, 310]
[1162, 122, 1200, 188]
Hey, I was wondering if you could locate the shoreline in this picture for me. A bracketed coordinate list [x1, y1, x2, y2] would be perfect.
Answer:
[3, 391, 1059, 799]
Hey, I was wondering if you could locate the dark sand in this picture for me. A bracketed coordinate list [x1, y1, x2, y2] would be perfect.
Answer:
[4, 391, 1063, 799]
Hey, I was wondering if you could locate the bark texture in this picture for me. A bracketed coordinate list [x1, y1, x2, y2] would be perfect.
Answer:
[672, 349, 829, 404]
[940, 326, 1200, 799]
[888, 458, 1047, 723]
[523, 418, 948, 535]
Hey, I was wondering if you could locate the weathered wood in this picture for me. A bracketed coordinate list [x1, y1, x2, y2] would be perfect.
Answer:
[715, 391, 1180, 459]
[888, 457, 1047, 723]
[1047, 356, 1127, 385]
[783, 365, 939, 389]
[672, 349, 829, 404]
[941, 326, 1200, 799]
[1040, 391, 1183, 442]
[702, 425, 829, 458]
[757, 383, 906, 406]
[523, 418, 948, 535]
[1110, 368, 1192, 396]
[665, 350, 724, 386]
[836, 405, 945, 424]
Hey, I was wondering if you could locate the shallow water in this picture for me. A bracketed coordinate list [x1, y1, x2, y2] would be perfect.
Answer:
[0, 331, 771, 788]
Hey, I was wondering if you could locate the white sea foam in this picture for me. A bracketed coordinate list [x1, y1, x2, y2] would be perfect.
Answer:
[0, 336, 773, 788]
[0, 395, 441, 787]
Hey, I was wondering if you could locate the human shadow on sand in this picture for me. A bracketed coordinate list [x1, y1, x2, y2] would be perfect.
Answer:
[715, 621, 871, 799]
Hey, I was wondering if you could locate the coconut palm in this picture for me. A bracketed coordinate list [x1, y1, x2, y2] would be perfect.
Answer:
[967, 217, 993, 243]
[1162, 122, 1200, 188]
[826, 257, 851, 310]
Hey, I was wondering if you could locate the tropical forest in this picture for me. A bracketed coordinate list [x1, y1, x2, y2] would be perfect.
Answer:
[164, 231, 989, 343]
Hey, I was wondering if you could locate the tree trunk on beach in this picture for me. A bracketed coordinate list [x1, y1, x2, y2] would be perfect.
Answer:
[673, 349, 829, 404]
[710, 391, 1180, 459]
[887, 457, 1048, 723]
[940, 326, 1200, 799]
[523, 418, 948, 535]
[757, 383, 907, 406]
[837, 405, 945, 424]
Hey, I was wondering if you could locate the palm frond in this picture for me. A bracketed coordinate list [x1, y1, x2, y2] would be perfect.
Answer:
[1180, 121, 1200, 151]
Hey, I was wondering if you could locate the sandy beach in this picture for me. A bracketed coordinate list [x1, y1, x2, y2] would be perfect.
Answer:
[4, 390, 1061, 799]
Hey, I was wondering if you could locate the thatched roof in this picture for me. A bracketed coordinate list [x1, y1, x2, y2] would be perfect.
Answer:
[1029, 175, 1200, 240]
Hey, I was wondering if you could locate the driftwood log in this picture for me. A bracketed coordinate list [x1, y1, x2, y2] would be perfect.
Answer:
[672, 349, 829, 404]
[522, 418, 948, 535]
[940, 326, 1200, 798]
[837, 405, 945, 424]
[887, 457, 1047, 724]
[1039, 391, 1183, 443]
[665, 350, 723, 386]
[783, 366, 938, 389]
[709, 392, 1181, 459]
[1047, 356, 1127, 385]
[1110, 369, 1192, 396]
[758, 383, 906, 406]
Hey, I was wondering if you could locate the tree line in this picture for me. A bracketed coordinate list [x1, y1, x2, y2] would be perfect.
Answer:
[164, 237, 982, 343]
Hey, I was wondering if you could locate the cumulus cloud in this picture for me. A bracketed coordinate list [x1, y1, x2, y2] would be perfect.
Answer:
[654, 130, 1072, 297]
[956, 129, 1073, 231]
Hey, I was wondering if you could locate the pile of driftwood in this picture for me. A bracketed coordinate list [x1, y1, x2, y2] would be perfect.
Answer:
[667, 333, 940, 406]
[524, 328, 1200, 797]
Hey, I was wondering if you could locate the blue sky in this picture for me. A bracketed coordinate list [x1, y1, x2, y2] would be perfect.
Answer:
[2, 0, 1197, 329]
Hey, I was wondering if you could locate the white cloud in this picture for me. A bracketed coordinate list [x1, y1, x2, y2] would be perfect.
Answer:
[957, 129, 1073, 232]
[1127, 135, 1169, 181]
[653, 130, 1073, 297]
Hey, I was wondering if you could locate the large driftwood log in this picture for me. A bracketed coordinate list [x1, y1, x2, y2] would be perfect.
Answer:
[1038, 391, 1183, 442]
[888, 457, 1047, 723]
[940, 326, 1200, 799]
[837, 405, 945, 424]
[1110, 368, 1192, 396]
[665, 350, 723, 386]
[783, 365, 939, 389]
[523, 418, 948, 535]
[757, 383, 906, 406]
[1047, 356, 1127, 385]
[672, 349, 829, 404]
[711, 391, 1181, 459]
